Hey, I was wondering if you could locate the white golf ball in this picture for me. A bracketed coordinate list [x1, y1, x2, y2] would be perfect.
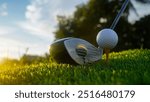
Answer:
[96, 28, 118, 49]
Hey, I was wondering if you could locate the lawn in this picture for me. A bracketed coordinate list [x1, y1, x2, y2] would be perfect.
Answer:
[0, 49, 150, 85]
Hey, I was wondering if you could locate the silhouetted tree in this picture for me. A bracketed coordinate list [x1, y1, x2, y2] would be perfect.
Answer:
[131, 15, 150, 49]
[54, 0, 150, 51]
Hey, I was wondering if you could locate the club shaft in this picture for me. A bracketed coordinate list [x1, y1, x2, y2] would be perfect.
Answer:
[110, 0, 130, 29]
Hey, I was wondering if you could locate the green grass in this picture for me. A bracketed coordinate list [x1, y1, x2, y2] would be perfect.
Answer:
[0, 49, 150, 85]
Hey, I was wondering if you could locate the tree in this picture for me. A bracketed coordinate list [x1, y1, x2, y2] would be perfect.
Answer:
[54, 0, 150, 51]
[55, 0, 128, 44]
[131, 15, 150, 49]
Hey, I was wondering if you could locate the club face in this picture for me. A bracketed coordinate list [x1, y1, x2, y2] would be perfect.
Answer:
[64, 38, 103, 65]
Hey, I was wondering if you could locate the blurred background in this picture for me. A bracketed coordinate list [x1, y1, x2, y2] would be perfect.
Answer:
[0, 0, 150, 64]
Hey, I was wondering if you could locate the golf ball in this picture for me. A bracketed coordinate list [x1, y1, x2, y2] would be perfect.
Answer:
[96, 28, 118, 49]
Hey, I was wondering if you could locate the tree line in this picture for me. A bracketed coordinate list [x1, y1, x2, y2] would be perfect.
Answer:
[54, 0, 150, 51]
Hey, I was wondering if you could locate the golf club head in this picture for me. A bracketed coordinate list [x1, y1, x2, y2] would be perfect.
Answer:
[50, 37, 103, 65]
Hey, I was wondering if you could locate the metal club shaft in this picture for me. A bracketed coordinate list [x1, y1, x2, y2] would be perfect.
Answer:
[110, 0, 130, 29]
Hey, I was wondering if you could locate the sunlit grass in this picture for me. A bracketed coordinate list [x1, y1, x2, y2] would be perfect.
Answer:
[0, 49, 150, 85]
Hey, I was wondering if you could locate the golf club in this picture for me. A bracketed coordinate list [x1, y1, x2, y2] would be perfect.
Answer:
[110, 0, 130, 30]
[105, 0, 130, 63]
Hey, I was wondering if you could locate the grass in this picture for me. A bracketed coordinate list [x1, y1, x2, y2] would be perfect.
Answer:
[0, 49, 150, 85]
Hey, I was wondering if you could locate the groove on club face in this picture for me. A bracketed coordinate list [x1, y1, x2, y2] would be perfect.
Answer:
[76, 45, 88, 58]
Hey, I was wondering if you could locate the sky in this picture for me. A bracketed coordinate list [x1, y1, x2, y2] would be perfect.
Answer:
[0, 0, 150, 59]
[0, 0, 88, 59]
